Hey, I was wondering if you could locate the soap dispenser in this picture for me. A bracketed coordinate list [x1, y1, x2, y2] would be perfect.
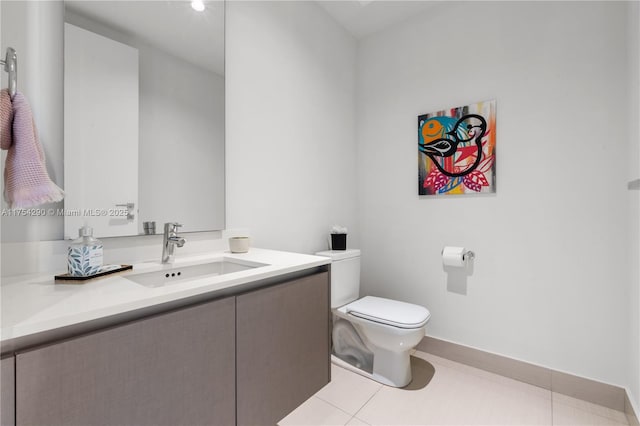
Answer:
[68, 225, 104, 276]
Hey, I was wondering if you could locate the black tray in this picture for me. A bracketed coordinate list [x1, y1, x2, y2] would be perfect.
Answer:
[55, 265, 133, 283]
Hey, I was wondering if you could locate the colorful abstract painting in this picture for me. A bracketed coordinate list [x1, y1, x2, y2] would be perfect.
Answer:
[418, 100, 496, 195]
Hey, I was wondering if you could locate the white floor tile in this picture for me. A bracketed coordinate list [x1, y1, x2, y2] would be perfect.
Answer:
[355, 355, 552, 425]
[314, 364, 382, 415]
[278, 396, 352, 426]
[416, 351, 551, 401]
[346, 417, 371, 425]
[284, 352, 630, 426]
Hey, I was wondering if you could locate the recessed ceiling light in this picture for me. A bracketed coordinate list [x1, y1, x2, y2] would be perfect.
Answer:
[191, 0, 205, 12]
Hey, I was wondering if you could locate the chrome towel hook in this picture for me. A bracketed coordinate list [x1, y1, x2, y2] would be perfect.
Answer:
[0, 47, 17, 99]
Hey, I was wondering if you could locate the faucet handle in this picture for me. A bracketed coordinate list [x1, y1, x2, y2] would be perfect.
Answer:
[164, 222, 183, 233]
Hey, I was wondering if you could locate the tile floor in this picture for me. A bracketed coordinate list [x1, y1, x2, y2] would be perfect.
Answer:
[279, 351, 630, 426]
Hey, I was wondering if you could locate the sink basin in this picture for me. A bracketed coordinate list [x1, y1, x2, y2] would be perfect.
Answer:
[126, 258, 269, 287]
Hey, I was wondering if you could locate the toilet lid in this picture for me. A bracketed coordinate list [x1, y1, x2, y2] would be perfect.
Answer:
[346, 296, 431, 329]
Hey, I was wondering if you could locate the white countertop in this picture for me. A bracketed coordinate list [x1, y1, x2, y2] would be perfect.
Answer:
[1, 248, 330, 347]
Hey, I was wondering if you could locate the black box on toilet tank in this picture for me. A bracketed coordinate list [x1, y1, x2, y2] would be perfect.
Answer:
[331, 234, 347, 250]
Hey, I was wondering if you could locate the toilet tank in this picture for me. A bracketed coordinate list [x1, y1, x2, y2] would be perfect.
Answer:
[316, 249, 361, 308]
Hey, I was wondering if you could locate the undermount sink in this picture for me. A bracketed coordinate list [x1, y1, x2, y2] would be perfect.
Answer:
[126, 258, 269, 288]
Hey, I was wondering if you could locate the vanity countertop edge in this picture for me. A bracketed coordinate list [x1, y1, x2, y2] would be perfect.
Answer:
[1, 248, 331, 353]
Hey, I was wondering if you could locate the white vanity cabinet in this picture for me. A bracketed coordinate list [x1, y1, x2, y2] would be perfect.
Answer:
[16, 297, 236, 426]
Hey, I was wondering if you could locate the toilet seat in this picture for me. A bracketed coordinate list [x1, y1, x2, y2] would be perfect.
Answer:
[345, 296, 431, 329]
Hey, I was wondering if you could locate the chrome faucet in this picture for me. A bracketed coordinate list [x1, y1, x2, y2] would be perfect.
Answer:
[162, 222, 186, 263]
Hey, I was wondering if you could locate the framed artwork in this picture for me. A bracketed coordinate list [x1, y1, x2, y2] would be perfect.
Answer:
[418, 100, 496, 195]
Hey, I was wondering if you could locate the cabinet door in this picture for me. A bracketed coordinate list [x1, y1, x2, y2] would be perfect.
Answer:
[1, 356, 15, 426]
[16, 297, 235, 426]
[236, 272, 330, 426]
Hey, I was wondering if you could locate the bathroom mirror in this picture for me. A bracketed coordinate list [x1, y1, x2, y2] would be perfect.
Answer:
[63, 0, 225, 239]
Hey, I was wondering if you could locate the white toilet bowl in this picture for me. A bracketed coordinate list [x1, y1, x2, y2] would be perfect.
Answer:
[334, 296, 430, 387]
[316, 249, 431, 388]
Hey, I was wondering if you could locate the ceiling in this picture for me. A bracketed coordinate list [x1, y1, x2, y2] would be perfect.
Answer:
[65, 1, 225, 76]
[316, 0, 438, 39]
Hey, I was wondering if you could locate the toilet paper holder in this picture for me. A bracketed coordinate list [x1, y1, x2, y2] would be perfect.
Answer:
[441, 247, 475, 261]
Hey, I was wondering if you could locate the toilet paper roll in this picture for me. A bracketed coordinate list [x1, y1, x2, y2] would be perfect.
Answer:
[442, 246, 466, 267]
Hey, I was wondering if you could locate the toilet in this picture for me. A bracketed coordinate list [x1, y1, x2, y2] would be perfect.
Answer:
[316, 249, 431, 387]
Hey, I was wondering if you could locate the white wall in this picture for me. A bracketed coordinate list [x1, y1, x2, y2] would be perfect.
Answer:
[628, 0, 640, 411]
[0, 1, 64, 242]
[226, 1, 358, 254]
[357, 1, 631, 387]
